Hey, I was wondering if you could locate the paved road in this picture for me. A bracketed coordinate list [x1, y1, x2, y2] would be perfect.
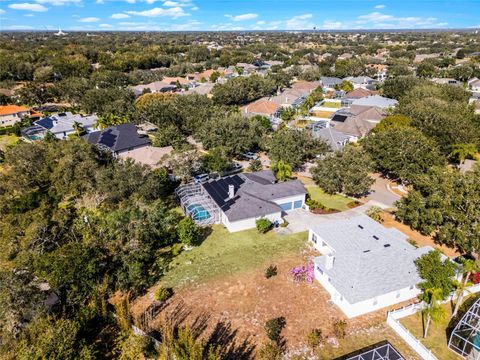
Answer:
[363, 175, 401, 209]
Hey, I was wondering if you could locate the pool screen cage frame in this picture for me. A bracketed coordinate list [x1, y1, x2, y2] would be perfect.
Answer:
[344, 342, 405, 360]
[176, 183, 220, 226]
[449, 298, 480, 359]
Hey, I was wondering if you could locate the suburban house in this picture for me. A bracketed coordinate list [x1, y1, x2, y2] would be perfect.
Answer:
[83, 123, 151, 156]
[131, 81, 176, 96]
[414, 53, 441, 63]
[0, 105, 31, 127]
[22, 112, 98, 140]
[330, 105, 387, 138]
[320, 77, 343, 91]
[309, 215, 433, 318]
[119, 145, 173, 168]
[367, 64, 388, 81]
[351, 95, 398, 109]
[344, 88, 378, 100]
[241, 97, 281, 119]
[468, 78, 480, 92]
[176, 170, 307, 232]
[344, 76, 376, 90]
[311, 126, 354, 151]
[270, 89, 307, 108]
[290, 80, 321, 95]
[431, 78, 461, 87]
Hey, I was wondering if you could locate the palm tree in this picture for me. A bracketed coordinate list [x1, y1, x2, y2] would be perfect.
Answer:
[272, 160, 292, 182]
[453, 259, 479, 316]
[450, 143, 478, 164]
[422, 287, 446, 338]
[95, 114, 127, 130]
[72, 121, 85, 136]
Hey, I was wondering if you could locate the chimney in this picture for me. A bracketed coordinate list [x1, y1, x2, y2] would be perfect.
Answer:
[228, 184, 235, 199]
[325, 255, 335, 270]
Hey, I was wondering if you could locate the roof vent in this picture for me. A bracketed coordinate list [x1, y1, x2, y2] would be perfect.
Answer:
[373, 235, 379, 240]
[358, 225, 364, 229]
[384, 244, 391, 248]
[228, 184, 235, 199]
[363, 250, 370, 253]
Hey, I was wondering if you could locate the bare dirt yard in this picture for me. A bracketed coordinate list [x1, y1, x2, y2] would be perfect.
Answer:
[132, 240, 420, 359]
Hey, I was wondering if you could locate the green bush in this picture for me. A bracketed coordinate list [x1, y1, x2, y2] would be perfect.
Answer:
[332, 318, 347, 339]
[265, 265, 277, 279]
[264, 317, 286, 342]
[306, 198, 325, 210]
[256, 340, 282, 360]
[177, 217, 200, 245]
[154, 287, 173, 302]
[256, 218, 272, 234]
[306, 328, 323, 349]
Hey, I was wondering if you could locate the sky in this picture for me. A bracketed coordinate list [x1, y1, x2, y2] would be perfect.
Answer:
[0, 0, 479, 32]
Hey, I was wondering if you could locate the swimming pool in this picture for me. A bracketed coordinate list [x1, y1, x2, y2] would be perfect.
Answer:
[186, 204, 211, 221]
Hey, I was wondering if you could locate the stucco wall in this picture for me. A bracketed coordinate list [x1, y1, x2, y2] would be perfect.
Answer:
[222, 211, 282, 233]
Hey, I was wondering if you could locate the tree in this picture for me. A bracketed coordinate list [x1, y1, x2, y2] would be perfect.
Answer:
[248, 159, 262, 172]
[177, 217, 200, 246]
[422, 287, 446, 338]
[450, 143, 478, 164]
[272, 160, 292, 182]
[256, 218, 273, 234]
[417, 61, 437, 78]
[311, 146, 374, 197]
[212, 75, 276, 105]
[264, 317, 286, 342]
[152, 124, 185, 149]
[415, 250, 457, 301]
[202, 147, 231, 173]
[372, 115, 412, 133]
[72, 121, 85, 137]
[364, 126, 444, 184]
[95, 114, 128, 130]
[381, 76, 422, 100]
[453, 259, 480, 316]
[267, 129, 328, 168]
[337, 80, 353, 92]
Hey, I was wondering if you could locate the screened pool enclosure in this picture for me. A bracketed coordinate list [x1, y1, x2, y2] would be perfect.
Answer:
[176, 183, 220, 226]
[449, 298, 480, 359]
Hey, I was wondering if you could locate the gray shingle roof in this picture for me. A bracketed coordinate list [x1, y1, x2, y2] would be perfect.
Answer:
[311, 215, 433, 304]
[83, 123, 151, 153]
[202, 170, 306, 222]
[321, 76, 343, 88]
[351, 95, 398, 109]
[313, 127, 353, 151]
[35, 112, 97, 134]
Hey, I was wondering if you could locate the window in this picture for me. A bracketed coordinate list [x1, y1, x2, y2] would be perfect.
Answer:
[311, 233, 317, 244]
[316, 266, 323, 274]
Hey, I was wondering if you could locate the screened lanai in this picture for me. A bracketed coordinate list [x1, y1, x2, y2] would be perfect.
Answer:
[341, 342, 405, 360]
[176, 183, 220, 226]
[449, 298, 480, 359]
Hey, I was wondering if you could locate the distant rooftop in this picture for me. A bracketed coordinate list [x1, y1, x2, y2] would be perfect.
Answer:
[351, 95, 398, 109]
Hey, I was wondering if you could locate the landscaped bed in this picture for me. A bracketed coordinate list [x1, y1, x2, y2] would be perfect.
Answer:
[306, 185, 358, 212]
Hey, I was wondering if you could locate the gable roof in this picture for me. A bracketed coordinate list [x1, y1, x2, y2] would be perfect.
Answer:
[311, 215, 433, 304]
[352, 95, 397, 109]
[321, 77, 343, 88]
[0, 105, 29, 116]
[34, 112, 97, 134]
[313, 127, 353, 151]
[331, 105, 386, 137]
[241, 98, 280, 116]
[83, 123, 150, 153]
[345, 88, 378, 99]
[202, 170, 306, 222]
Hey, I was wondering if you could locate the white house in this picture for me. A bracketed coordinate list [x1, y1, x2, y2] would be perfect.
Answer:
[309, 215, 432, 318]
[468, 78, 480, 92]
[23, 112, 98, 140]
[177, 170, 307, 232]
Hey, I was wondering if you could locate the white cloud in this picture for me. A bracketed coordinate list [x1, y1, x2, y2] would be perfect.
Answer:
[374, 4, 385, 9]
[111, 13, 129, 19]
[320, 20, 347, 30]
[168, 19, 201, 30]
[24, 13, 35, 16]
[357, 12, 394, 23]
[286, 13, 314, 29]
[35, 0, 81, 5]
[355, 11, 447, 28]
[163, 1, 180, 6]
[191, 6, 198, 10]
[225, 13, 258, 21]
[0, 9, 6, 14]
[256, 20, 265, 25]
[79, 16, 100, 22]
[99, 23, 112, 28]
[9, 3, 48, 12]
[5, 24, 34, 29]
[96, 0, 104, 4]
[126, 6, 188, 18]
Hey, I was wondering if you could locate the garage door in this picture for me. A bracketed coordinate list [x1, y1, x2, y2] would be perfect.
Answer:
[294, 200, 303, 209]
[279, 202, 292, 211]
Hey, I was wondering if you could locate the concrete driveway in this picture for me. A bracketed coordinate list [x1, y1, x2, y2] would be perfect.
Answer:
[279, 201, 378, 234]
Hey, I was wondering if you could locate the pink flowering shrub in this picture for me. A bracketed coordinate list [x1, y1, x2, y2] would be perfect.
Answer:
[290, 263, 314, 283]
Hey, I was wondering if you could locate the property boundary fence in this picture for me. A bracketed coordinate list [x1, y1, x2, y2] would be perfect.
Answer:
[386, 283, 480, 360]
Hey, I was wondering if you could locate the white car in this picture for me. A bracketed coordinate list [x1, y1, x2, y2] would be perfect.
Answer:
[242, 152, 258, 160]
[193, 174, 209, 184]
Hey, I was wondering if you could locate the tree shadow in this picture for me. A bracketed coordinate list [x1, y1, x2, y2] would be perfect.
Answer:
[206, 320, 256, 360]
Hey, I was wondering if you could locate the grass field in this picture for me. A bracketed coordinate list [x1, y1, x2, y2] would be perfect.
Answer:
[307, 186, 354, 211]
[400, 302, 463, 360]
[0, 134, 20, 151]
[160, 225, 307, 289]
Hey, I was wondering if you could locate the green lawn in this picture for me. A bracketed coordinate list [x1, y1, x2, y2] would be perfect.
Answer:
[0, 134, 20, 151]
[161, 225, 307, 289]
[400, 302, 463, 360]
[307, 186, 354, 211]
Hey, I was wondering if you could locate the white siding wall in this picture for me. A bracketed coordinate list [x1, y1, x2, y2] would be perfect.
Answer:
[309, 230, 333, 254]
[0, 112, 28, 127]
[221, 211, 282, 233]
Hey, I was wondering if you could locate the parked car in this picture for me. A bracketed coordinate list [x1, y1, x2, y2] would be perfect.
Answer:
[231, 162, 243, 171]
[193, 173, 210, 184]
[242, 152, 258, 160]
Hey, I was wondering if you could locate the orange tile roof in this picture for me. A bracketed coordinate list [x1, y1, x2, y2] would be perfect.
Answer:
[0, 105, 29, 116]
[242, 98, 280, 116]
